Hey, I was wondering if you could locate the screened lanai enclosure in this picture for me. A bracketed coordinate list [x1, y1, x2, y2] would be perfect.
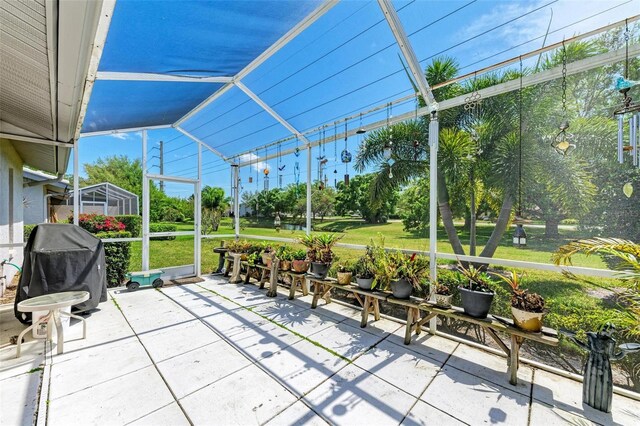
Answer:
[71, 0, 640, 391]
[59, 182, 139, 217]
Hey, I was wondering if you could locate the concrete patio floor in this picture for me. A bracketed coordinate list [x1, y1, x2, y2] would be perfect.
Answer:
[1, 276, 639, 426]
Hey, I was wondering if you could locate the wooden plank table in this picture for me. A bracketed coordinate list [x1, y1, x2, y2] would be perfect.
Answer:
[307, 277, 388, 328]
[387, 296, 559, 385]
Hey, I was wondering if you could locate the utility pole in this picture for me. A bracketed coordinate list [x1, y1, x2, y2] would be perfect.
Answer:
[159, 140, 164, 192]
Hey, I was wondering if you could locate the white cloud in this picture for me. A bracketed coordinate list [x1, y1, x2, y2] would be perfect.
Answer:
[455, 0, 638, 65]
[239, 153, 267, 172]
[110, 133, 129, 140]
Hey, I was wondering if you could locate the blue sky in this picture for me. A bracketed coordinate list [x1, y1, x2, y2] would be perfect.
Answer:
[77, 0, 639, 199]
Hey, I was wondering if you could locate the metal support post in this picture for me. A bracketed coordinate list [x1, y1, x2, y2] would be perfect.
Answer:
[142, 130, 150, 271]
[73, 141, 79, 225]
[429, 113, 439, 333]
[232, 165, 240, 239]
[306, 144, 312, 235]
[195, 143, 202, 276]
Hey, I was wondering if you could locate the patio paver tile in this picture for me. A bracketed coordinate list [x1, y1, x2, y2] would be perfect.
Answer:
[532, 369, 640, 426]
[228, 321, 304, 361]
[353, 339, 442, 398]
[0, 371, 40, 426]
[303, 363, 417, 426]
[260, 338, 349, 397]
[529, 400, 601, 426]
[180, 363, 297, 425]
[386, 330, 459, 364]
[201, 304, 270, 337]
[250, 298, 309, 319]
[128, 402, 190, 426]
[49, 336, 151, 400]
[47, 365, 174, 426]
[156, 339, 252, 399]
[305, 321, 385, 361]
[265, 400, 329, 426]
[445, 343, 533, 396]
[137, 318, 221, 362]
[269, 308, 340, 337]
[401, 400, 467, 426]
[420, 366, 530, 426]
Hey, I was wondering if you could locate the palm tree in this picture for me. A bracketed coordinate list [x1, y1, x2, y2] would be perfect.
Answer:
[356, 57, 521, 259]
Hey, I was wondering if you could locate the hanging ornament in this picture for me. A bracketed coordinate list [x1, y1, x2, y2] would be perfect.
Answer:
[383, 103, 393, 160]
[341, 121, 352, 163]
[344, 173, 350, 186]
[513, 59, 527, 247]
[623, 182, 634, 198]
[356, 113, 366, 134]
[388, 167, 393, 179]
[614, 21, 640, 168]
[550, 41, 576, 156]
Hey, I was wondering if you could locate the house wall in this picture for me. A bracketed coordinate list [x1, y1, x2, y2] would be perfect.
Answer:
[0, 139, 24, 290]
[23, 185, 46, 225]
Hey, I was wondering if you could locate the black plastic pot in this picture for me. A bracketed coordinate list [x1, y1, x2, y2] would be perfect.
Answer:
[391, 278, 413, 299]
[310, 262, 330, 279]
[356, 277, 374, 290]
[459, 286, 494, 318]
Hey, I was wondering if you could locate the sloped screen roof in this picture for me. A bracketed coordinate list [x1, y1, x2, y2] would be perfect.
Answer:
[82, 0, 322, 133]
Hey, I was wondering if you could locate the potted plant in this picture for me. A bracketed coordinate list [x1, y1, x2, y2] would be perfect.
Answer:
[247, 252, 260, 267]
[498, 270, 545, 332]
[261, 242, 274, 266]
[392, 253, 429, 299]
[226, 239, 250, 261]
[431, 270, 461, 308]
[457, 262, 495, 318]
[353, 256, 374, 289]
[300, 233, 342, 279]
[291, 249, 309, 273]
[336, 262, 353, 285]
[276, 245, 292, 271]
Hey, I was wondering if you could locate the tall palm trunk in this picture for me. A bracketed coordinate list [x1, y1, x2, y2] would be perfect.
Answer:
[437, 169, 465, 255]
[479, 194, 514, 258]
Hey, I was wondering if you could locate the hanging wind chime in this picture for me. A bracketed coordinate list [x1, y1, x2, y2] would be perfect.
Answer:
[513, 60, 527, 247]
[333, 125, 338, 188]
[550, 41, 576, 156]
[317, 130, 328, 190]
[613, 20, 640, 198]
[342, 119, 353, 186]
[277, 143, 286, 188]
[294, 136, 301, 197]
[263, 147, 270, 191]
[384, 103, 394, 178]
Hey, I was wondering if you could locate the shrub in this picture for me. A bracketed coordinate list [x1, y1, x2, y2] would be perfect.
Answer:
[115, 215, 141, 237]
[95, 231, 131, 287]
[73, 213, 125, 233]
[24, 224, 36, 240]
[149, 223, 177, 240]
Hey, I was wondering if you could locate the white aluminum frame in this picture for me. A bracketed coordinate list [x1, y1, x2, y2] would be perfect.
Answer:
[96, 72, 233, 83]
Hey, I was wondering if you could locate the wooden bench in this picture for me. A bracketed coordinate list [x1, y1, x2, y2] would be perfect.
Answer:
[224, 253, 244, 283]
[238, 259, 280, 297]
[307, 277, 388, 328]
[386, 296, 559, 385]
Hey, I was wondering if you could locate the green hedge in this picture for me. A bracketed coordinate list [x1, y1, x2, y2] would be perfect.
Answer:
[115, 215, 141, 237]
[95, 231, 131, 287]
[24, 224, 36, 240]
[150, 223, 177, 240]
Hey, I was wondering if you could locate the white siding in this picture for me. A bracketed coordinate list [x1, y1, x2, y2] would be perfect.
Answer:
[0, 139, 24, 290]
[23, 185, 45, 225]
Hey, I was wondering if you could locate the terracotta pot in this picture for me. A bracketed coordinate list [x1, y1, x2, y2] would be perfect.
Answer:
[310, 262, 330, 279]
[459, 286, 494, 318]
[280, 260, 291, 271]
[292, 260, 309, 273]
[511, 306, 544, 332]
[356, 277, 374, 290]
[390, 278, 412, 299]
[434, 294, 453, 308]
[336, 272, 352, 285]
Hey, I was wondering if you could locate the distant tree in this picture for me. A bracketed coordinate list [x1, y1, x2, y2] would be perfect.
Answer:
[335, 174, 398, 223]
[201, 186, 230, 233]
[398, 177, 429, 233]
[82, 155, 142, 196]
[311, 184, 336, 221]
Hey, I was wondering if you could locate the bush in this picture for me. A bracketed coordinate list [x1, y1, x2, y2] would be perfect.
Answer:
[24, 224, 36, 240]
[115, 215, 141, 237]
[73, 213, 125, 233]
[150, 223, 177, 240]
[95, 231, 131, 287]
